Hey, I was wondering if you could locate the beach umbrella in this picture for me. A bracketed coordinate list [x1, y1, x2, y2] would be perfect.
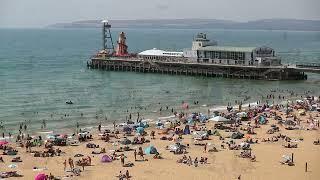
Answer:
[0, 140, 9, 146]
[136, 127, 144, 134]
[101, 155, 113, 163]
[35, 173, 47, 180]
[144, 145, 158, 154]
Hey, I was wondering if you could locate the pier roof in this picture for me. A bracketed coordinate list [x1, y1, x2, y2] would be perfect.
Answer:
[198, 46, 256, 52]
[138, 48, 183, 57]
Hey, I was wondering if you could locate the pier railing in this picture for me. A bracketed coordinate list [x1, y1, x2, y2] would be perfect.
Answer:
[295, 62, 320, 69]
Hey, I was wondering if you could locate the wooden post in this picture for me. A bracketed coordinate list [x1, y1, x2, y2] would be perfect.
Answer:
[291, 153, 294, 163]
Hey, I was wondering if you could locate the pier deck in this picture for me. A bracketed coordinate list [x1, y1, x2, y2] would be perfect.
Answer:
[87, 57, 319, 80]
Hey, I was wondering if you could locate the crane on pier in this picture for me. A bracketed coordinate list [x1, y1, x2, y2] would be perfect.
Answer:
[101, 19, 114, 55]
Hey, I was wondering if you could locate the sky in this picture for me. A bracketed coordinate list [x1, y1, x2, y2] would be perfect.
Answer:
[0, 0, 320, 27]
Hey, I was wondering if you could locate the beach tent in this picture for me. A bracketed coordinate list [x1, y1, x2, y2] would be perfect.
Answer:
[120, 138, 132, 145]
[144, 145, 158, 154]
[197, 113, 208, 122]
[122, 126, 132, 133]
[168, 143, 186, 152]
[136, 127, 145, 134]
[136, 121, 149, 128]
[183, 125, 190, 135]
[209, 116, 230, 123]
[192, 131, 208, 140]
[231, 132, 244, 139]
[35, 173, 47, 180]
[259, 116, 266, 124]
[101, 155, 113, 163]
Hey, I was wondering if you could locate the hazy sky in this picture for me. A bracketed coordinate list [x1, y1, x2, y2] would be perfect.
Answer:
[1, 0, 319, 27]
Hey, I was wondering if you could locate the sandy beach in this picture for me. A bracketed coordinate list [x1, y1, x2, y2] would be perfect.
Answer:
[1, 96, 320, 180]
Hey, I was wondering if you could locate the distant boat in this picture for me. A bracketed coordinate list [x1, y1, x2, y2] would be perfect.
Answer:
[66, 101, 73, 104]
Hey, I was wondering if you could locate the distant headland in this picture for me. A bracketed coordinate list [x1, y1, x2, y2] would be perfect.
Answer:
[48, 18, 320, 31]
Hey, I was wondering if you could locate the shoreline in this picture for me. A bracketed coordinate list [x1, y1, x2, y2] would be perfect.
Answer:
[0, 92, 313, 138]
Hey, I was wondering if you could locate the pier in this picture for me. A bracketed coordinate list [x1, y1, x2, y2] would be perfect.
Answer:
[87, 21, 320, 81]
[87, 58, 317, 80]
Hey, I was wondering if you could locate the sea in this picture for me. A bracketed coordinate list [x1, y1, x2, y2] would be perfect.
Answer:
[0, 28, 320, 134]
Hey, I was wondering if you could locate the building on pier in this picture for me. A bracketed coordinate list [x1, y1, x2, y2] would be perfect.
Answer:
[184, 33, 281, 66]
[138, 48, 185, 62]
[136, 32, 281, 67]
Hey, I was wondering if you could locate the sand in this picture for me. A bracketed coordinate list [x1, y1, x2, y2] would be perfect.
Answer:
[1, 109, 320, 180]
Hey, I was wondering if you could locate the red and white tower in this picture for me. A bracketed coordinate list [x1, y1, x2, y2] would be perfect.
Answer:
[115, 32, 128, 56]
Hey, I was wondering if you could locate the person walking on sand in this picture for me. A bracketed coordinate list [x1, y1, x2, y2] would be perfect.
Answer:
[125, 170, 130, 179]
[134, 150, 137, 161]
[120, 154, 125, 166]
[204, 143, 207, 153]
[138, 147, 144, 160]
[63, 160, 67, 171]
[68, 158, 74, 169]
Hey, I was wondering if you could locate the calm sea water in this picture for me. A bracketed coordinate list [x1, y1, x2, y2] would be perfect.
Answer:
[0, 28, 320, 133]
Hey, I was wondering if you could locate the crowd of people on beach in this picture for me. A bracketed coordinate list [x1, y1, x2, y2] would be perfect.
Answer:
[0, 89, 319, 179]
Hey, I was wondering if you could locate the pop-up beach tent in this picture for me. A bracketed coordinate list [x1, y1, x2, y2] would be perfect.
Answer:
[144, 145, 158, 154]
[136, 127, 145, 134]
[120, 138, 132, 145]
[122, 126, 132, 133]
[183, 125, 190, 134]
[101, 155, 113, 163]
[35, 173, 47, 180]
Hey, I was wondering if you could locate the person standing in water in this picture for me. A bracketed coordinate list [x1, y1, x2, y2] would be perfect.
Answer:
[98, 123, 101, 132]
